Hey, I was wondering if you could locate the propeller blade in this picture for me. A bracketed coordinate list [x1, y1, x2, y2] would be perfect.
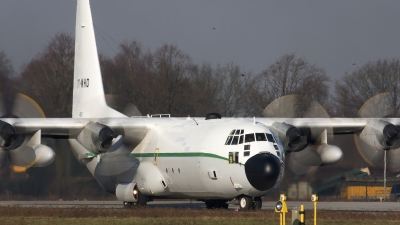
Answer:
[355, 92, 400, 171]
[0, 93, 45, 171]
[105, 94, 141, 117]
[263, 94, 331, 175]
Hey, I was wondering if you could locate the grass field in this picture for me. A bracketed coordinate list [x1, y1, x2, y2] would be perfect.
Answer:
[0, 206, 400, 225]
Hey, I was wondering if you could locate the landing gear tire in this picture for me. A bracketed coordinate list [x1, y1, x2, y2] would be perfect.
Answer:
[123, 201, 133, 208]
[239, 196, 253, 210]
[252, 197, 262, 210]
[205, 200, 229, 209]
[136, 191, 148, 207]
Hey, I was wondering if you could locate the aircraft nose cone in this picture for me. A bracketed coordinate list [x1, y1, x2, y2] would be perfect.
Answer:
[244, 153, 281, 191]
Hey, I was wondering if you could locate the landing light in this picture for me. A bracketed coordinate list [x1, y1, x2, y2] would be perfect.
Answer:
[133, 189, 138, 195]
[275, 201, 283, 211]
[311, 194, 318, 202]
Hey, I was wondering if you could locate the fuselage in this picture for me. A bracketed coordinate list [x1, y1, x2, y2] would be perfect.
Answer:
[84, 117, 285, 200]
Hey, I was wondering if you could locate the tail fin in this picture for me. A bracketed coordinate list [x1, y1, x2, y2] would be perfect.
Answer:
[73, 0, 125, 118]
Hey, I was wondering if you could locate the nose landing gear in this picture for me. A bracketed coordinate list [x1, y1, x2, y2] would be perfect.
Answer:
[238, 196, 262, 210]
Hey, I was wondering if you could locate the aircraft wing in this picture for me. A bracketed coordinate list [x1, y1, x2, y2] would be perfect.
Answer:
[257, 117, 400, 134]
[0, 118, 148, 138]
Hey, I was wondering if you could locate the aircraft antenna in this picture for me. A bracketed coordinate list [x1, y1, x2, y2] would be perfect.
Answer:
[192, 118, 198, 126]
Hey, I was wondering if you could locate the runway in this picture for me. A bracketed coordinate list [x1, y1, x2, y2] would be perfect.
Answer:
[0, 201, 399, 211]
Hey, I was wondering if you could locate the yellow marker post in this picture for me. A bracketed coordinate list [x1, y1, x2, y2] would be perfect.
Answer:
[299, 204, 305, 225]
[275, 194, 288, 225]
[311, 194, 319, 225]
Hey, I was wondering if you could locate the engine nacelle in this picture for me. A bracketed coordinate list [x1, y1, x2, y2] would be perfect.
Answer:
[358, 120, 399, 150]
[77, 122, 115, 154]
[317, 144, 343, 166]
[0, 121, 17, 149]
[8, 144, 55, 167]
[116, 183, 139, 202]
[270, 122, 308, 152]
[287, 144, 343, 175]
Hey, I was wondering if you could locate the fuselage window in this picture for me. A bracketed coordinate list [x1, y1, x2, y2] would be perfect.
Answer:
[266, 133, 275, 143]
[245, 133, 255, 143]
[255, 133, 267, 141]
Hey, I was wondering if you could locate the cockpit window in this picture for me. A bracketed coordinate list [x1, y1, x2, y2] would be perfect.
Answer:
[255, 133, 267, 141]
[225, 136, 233, 145]
[239, 135, 244, 144]
[266, 133, 275, 143]
[225, 129, 244, 145]
[245, 134, 255, 143]
[231, 136, 239, 145]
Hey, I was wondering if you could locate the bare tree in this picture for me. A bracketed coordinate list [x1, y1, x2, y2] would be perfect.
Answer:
[189, 62, 222, 116]
[334, 59, 400, 117]
[256, 53, 330, 117]
[0, 51, 13, 85]
[18, 32, 74, 118]
[213, 62, 254, 117]
[0, 51, 16, 115]
[148, 44, 195, 116]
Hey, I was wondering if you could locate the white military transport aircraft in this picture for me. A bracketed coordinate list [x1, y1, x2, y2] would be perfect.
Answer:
[1, 0, 400, 210]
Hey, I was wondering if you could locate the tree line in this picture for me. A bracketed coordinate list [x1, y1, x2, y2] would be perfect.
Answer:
[3, 32, 400, 119]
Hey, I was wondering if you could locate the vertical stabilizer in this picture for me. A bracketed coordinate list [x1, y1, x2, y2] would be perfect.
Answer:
[73, 0, 125, 118]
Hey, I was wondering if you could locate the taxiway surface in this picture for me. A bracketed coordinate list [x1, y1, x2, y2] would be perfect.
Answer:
[0, 201, 399, 211]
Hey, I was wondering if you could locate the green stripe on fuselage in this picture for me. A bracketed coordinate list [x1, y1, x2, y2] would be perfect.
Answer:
[130, 152, 228, 161]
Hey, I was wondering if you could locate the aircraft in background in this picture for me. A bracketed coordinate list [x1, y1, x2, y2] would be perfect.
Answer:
[0, 0, 399, 210]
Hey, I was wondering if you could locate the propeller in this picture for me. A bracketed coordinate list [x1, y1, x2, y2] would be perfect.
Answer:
[354, 92, 400, 171]
[0, 91, 46, 172]
[263, 95, 332, 175]
[105, 94, 142, 117]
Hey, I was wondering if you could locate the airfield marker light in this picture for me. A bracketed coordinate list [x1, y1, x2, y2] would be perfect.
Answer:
[275, 194, 288, 225]
[299, 204, 305, 225]
[311, 194, 318, 225]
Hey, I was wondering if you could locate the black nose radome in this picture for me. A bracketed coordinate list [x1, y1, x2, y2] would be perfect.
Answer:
[245, 153, 281, 191]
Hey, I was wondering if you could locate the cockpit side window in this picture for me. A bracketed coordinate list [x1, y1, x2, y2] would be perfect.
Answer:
[266, 133, 275, 143]
[239, 135, 244, 144]
[255, 133, 267, 141]
[245, 133, 255, 143]
[225, 136, 233, 145]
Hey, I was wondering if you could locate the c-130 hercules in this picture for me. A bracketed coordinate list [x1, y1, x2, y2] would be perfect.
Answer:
[1, 0, 399, 210]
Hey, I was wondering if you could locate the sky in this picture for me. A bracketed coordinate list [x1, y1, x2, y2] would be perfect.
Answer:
[1, 0, 400, 87]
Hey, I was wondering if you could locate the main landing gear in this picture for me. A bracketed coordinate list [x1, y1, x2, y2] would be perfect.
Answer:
[205, 200, 229, 209]
[204, 196, 262, 210]
[123, 191, 148, 208]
